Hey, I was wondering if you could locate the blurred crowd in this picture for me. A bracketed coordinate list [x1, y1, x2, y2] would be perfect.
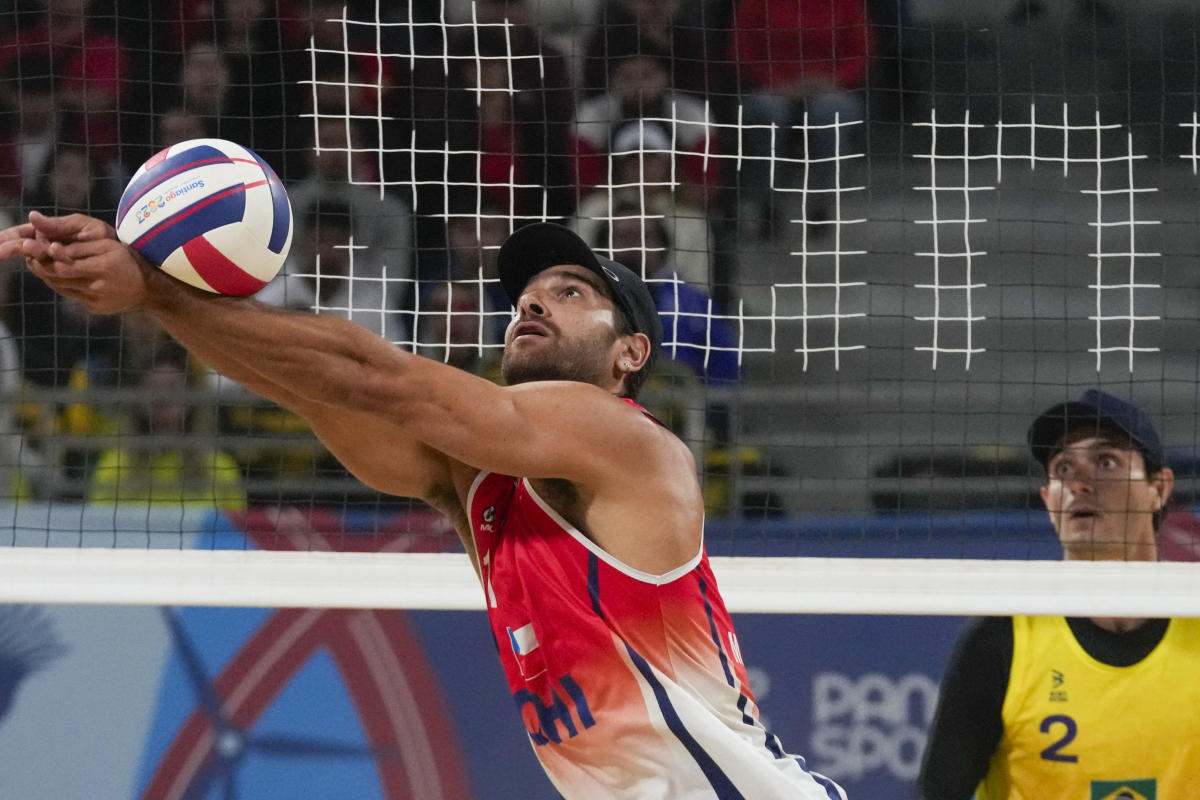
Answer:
[0, 0, 892, 514]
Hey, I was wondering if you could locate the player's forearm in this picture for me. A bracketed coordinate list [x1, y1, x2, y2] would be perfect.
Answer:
[142, 269, 406, 414]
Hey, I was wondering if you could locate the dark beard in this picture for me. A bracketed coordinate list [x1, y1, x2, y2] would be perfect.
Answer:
[501, 350, 608, 387]
[501, 331, 616, 387]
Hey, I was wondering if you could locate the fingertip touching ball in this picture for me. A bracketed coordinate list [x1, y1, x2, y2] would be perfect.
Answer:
[115, 138, 292, 295]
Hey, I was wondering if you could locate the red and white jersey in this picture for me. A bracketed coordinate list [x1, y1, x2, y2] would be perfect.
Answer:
[468, 469, 845, 799]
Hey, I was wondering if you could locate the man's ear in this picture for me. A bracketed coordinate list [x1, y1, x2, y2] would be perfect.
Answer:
[618, 332, 652, 374]
[1153, 466, 1175, 510]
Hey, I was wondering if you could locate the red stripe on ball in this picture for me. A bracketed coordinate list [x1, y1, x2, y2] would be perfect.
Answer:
[181, 236, 269, 296]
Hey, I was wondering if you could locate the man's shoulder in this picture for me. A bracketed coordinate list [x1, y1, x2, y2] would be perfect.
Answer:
[501, 382, 697, 492]
[954, 616, 1015, 663]
[623, 399, 695, 461]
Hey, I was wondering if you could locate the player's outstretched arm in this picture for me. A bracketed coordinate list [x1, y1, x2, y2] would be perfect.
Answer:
[6, 215, 654, 475]
[24, 234, 663, 487]
[5, 218, 456, 504]
[6, 215, 366, 412]
[11, 230, 299, 399]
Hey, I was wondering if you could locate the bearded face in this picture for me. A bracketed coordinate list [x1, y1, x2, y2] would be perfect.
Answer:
[500, 320, 618, 387]
[500, 265, 630, 390]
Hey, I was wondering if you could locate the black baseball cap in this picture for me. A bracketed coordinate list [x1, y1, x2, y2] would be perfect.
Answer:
[1028, 389, 1165, 472]
[496, 222, 662, 357]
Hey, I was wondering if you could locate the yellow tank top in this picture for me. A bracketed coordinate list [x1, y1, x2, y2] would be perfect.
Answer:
[979, 615, 1200, 800]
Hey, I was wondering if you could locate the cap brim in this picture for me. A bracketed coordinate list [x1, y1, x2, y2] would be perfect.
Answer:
[497, 223, 604, 307]
[1027, 400, 1133, 467]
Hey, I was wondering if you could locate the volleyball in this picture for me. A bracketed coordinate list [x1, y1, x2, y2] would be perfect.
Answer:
[115, 138, 292, 295]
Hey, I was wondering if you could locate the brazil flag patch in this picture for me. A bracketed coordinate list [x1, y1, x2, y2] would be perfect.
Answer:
[1091, 779, 1157, 800]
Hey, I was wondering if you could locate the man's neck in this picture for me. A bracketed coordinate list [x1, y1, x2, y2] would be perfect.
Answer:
[1061, 540, 1158, 564]
[1089, 616, 1148, 634]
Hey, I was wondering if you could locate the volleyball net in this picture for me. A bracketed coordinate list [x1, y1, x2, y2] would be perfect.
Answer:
[0, 0, 1198, 613]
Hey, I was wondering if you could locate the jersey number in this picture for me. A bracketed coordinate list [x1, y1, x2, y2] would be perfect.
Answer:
[1039, 714, 1079, 763]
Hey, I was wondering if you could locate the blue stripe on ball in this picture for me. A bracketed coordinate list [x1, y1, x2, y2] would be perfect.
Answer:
[132, 187, 247, 266]
[253, 153, 292, 254]
[118, 145, 234, 220]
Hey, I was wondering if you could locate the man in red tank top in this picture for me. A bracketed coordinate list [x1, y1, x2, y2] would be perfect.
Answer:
[4, 213, 844, 799]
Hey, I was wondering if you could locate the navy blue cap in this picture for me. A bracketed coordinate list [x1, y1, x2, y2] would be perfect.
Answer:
[1028, 389, 1165, 471]
[496, 222, 662, 358]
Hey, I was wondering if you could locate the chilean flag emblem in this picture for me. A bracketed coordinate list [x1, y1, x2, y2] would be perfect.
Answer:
[508, 623, 539, 656]
[507, 623, 545, 680]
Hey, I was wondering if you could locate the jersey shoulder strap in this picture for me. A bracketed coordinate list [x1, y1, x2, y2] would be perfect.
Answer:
[620, 396, 665, 427]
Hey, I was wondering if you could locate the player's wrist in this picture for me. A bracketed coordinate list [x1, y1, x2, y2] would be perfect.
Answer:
[140, 256, 195, 312]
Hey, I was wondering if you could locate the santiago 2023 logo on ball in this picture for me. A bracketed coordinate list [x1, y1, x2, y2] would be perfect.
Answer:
[116, 138, 292, 296]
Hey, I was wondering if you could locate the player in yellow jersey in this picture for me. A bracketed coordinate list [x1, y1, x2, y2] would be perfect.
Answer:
[917, 389, 1200, 800]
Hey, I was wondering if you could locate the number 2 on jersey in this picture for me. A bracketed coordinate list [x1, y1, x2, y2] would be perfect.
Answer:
[1039, 714, 1080, 763]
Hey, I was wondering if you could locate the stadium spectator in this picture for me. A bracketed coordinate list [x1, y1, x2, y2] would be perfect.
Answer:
[442, 198, 511, 283]
[145, 0, 300, 53]
[472, 0, 575, 204]
[592, 206, 738, 384]
[20, 144, 116, 219]
[313, 2, 456, 244]
[211, 0, 304, 176]
[414, 280, 502, 379]
[0, 284, 50, 501]
[168, 40, 273, 160]
[443, 0, 575, 137]
[572, 54, 717, 205]
[454, 0, 575, 115]
[256, 200, 411, 345]
[449, 56, 528, 214]
[443, 23, 575, 220]
[178, 41, 230, 119]
[22, 307, 197, 500]
[0, 0, 133, 177]
[298, 0, 408, 127]
[439, 197, 513, 344]
[581, 0, 729, 99]
[573, 119, 714, 286]
[6, 144, 120, 390]
[141, 1, 304, 178]
[191, 2, 302, 172]
[286, 117, 415, 280]
[87, 341, 245, 511]
[0, 55, 59, 208]
[728, 0, 874, 233]
[154, 107, 207, 151]
[918, 389, 1200, 798]
[289, 0, 421, 197]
